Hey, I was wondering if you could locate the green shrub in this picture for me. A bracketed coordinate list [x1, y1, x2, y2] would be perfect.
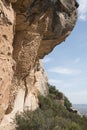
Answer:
[15, 84, 87, 130]
[69, 122, 81, 130]
[64, 96, 72, 110]
[15, 109, 45, 130]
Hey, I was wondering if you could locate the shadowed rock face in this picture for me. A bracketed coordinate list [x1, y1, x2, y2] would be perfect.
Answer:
[13, 0, 78, 77]
[13, 0, 78, 58]
[0, 0, 78, 128]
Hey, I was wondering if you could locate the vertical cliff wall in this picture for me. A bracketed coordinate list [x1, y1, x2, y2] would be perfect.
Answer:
[0, 0, 15, 121]
[0, 0, 78, 129]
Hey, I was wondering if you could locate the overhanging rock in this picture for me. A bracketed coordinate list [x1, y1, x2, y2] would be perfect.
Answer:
[0, 0, 78, 129]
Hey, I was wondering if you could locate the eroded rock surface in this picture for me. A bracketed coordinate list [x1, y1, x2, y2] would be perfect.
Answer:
[0, 0, 78, 129]
[0, 0, 15, 122]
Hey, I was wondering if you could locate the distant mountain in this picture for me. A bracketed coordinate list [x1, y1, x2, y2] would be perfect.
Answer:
[73, 104, 87, 116]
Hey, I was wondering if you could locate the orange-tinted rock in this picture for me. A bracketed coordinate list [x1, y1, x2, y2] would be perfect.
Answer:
[0, 0, 15, 122]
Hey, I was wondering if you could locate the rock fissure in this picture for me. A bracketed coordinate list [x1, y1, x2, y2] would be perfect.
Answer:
[23, 75, 29, 103]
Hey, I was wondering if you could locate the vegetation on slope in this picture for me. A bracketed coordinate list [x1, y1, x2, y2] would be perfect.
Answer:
[15, 84, 87, 130]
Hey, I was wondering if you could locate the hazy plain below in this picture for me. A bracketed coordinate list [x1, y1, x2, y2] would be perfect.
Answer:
[73, 104, 87, 116]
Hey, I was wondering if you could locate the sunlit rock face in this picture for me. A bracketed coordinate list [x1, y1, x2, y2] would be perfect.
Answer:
[0, 0, 78, 129]
[0, 0, 15, 122]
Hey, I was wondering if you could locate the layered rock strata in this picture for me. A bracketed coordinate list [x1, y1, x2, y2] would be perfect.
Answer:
[0, 0, 78, 129]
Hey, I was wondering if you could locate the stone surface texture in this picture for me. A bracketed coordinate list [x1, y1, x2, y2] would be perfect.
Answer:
[0, 0, 78, 129]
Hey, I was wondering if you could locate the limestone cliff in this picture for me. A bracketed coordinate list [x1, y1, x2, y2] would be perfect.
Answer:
[0, 0, 78, 129]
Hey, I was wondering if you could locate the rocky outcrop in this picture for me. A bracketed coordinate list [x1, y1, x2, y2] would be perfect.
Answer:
[0, 0, 15, 121]
[0, 0, 78, 129]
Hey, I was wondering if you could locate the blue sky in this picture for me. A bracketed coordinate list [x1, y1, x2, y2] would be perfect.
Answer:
[42, 0, 87, 104]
